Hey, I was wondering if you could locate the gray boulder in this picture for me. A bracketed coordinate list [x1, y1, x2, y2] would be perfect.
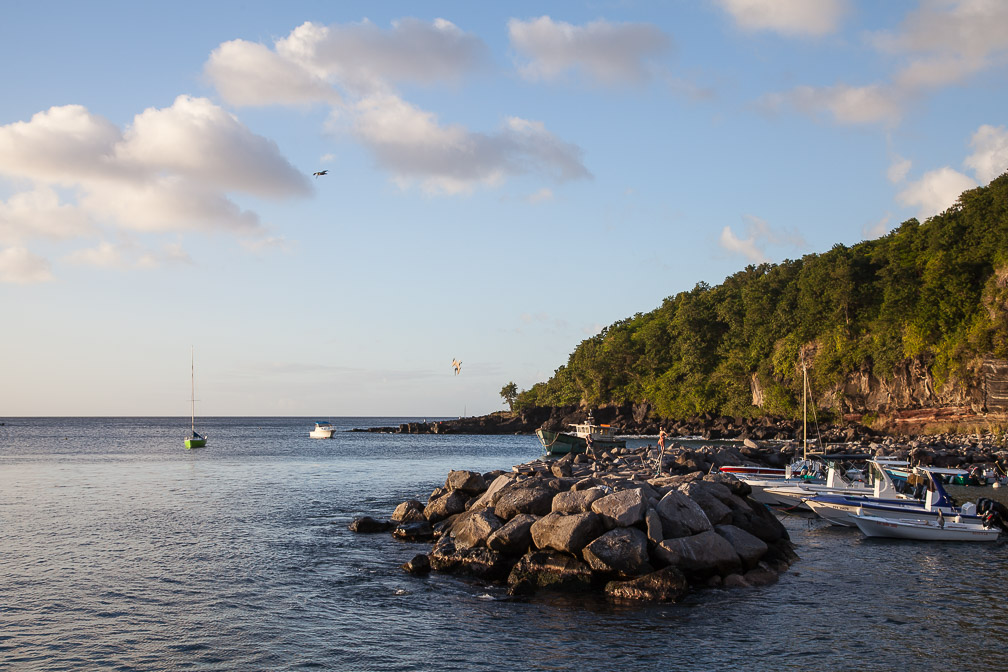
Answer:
[445, 469, 487, 495]
[453, 509, 504, 550]
[552, 487, 605, 514]
[655, 490, 712, 538]
[655, 530, 741, 576]
[424, 489, 469, 523]
[644, 507, 665, 544]
[679, 481, 732, 525]
[715, 524, 768, 569]
[468, 473, 515, 511]
[429, 535, 512, 581]
[392, 520, 434, 542]
[582, 527, 651, 576]
[530, 511, 604, 555]
[507, 550, 594, 591]
[348, 516, 392, 533]
[591, 488, 647, 529]
[494, 483, 557, 520]
[486, 513, 537, 554]
[391, 499, 426, 523]
[604, 566, 689, 602]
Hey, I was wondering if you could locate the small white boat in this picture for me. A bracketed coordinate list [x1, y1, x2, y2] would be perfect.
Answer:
[309, 421, 336, 439]
[852, 512, 1000, 542]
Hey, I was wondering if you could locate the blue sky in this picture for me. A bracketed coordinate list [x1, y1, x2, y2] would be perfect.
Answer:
[2, 1, 1007, 416]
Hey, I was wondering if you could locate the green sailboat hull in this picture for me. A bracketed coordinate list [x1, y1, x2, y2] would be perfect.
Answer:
[184, 437, 207, 449]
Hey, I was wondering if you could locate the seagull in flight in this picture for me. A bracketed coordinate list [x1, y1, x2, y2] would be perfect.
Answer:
[451, 359, 462, 375]
[313, 170, 328, 178]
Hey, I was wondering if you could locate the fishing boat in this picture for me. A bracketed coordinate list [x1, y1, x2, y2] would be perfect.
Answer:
[309, 421, 336, 439]
[536, 414, 625, 456]
[805, 467, 984, 527]
[184, 347, 207, 450]
[852, 512, 999, 542]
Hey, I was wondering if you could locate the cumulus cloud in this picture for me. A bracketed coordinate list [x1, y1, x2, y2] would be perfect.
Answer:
[719, 214, 807, 263]
[897, 166, 976, 219]
[508, 16, 670, 85]
[874, 0, 1008, 91]
[964, 124, 1008, 184]
[352, 94, 589, 194]
[760, 83, 902, 126]
[0, 96, 310, 282]
[716, 0, 849, 37]
[207, 18, 489, 103]
[0, 246, 53, 284]
[64, 240, 192, 270]
[205, 19, 586, 195]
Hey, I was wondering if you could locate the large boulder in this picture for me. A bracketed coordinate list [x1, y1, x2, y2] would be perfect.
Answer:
[445, 470, 487, 495]
[392, 520, 434, 542]
[468, 473, 515, 511]
[429, 535, 513, 581]
[552, 487, 605, 514]
[582, 527, 651, 576]
[391, 499, 426, 523]
[655, 490, 712, 538]
[507, 550, 594, 591]
[679, 481, 732, 526]
[655, 530, 741, 576]
[591, 488, 647, 529]
[348, 516, 392, 533]
[714, 524, 768, 569]
[531, 511, 604, 555]
[486, 514, 537, 554]
[604, 566, 690, 602]
[494, 483, 557, 520]
[453, 509, 504, 550]
[424, 489, 469, 523]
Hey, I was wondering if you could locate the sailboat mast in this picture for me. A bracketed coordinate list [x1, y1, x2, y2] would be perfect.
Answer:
[191, 347, 195, 434]
[802, 359, 808, 461]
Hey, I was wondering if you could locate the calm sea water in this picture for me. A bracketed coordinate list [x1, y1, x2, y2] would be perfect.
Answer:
[1, 417, 1006, 671]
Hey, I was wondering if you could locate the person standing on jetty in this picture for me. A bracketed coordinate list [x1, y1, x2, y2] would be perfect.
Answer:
[655, 427, 668, 476]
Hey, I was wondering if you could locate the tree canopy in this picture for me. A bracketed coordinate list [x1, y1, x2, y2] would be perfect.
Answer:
[516, 173, 1008, 420]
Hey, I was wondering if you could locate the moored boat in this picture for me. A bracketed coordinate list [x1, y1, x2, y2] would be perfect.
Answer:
[309, 421, 336, 439]
[184, 347, 207, 450]
[536, 415, 625, 456]
[852, 512, 1000, 542]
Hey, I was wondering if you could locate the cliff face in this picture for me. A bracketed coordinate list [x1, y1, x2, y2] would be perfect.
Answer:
[752, 356, 1008, 425]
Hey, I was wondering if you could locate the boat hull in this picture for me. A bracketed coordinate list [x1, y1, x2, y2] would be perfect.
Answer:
[184, 437, 207, 449]
[535, 428, 625, 456]
[853, 514, 999, 541]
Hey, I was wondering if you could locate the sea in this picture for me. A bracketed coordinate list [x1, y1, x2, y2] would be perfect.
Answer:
[1, 416, 1007, 671]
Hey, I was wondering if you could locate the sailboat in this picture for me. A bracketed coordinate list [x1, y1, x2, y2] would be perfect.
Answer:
[184, 347, 207, 449]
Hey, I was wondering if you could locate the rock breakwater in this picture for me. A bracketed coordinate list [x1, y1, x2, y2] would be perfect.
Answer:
[351, 444, 798, 602]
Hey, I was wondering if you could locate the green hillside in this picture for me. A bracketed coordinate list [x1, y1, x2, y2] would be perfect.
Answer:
[516, 173, 1008, 422]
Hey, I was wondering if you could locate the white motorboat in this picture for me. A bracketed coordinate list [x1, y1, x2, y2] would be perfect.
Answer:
[309, 421, 336, 439]
[805, 466, 983, 528]
[852, 512, 1000, 542]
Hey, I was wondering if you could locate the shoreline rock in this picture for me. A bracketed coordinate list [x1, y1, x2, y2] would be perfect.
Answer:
[351, 445, 799, 603]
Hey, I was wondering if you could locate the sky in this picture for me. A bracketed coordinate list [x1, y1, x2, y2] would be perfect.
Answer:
[2, 1, 1008, 417]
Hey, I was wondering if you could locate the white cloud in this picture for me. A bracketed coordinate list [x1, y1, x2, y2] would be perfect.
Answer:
[719, 214, 807, 263]
[207, 19, 489, 102]
[887, 156, 912, 183]
[0, 186, 91, 242]
[205, 20, 585, 196]
[964, 124, 1008, 184]
[0, 246, 53, 284]
[719, 226, 766, 263]
[897, 166, 976, 219]
[64, 240, 192, 270]
[352, 94, 589, 194]
[761, 84, 902, 126]
[863, 213, 892, 239]
[508, 16, 670, 85]
[874, 0, 1008, 90]
[716, 0, 849, 37]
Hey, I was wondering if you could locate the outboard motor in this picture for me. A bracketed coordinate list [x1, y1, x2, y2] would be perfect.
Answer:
[976, 498, 1008, 532]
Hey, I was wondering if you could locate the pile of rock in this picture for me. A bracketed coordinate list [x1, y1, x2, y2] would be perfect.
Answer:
[350, 445, 798, 602]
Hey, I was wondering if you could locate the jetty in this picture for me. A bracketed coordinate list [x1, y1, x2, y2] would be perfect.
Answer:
[351, 442, 798, 602]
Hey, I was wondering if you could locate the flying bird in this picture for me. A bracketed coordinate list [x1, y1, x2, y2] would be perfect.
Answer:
[313, 170, 328, 178]
[451, 359, 462, 375]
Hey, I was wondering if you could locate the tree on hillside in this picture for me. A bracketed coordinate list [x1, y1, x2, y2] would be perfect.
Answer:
[500, 381, 518, 411]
